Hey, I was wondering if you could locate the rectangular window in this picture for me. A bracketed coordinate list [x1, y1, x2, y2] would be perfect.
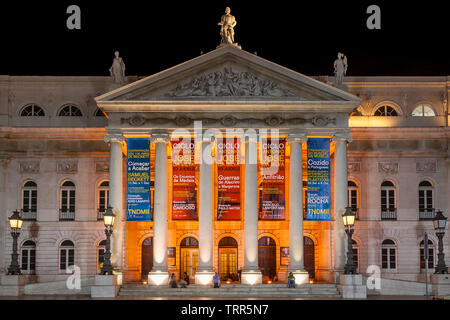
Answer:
[381, 248, 388, 269]
[30, 249, 36, 271]
[21, 249, 28, 270]
[381, 190, 387, 210]
[389, 248, 396, 269]
[60, 250, 67, 270]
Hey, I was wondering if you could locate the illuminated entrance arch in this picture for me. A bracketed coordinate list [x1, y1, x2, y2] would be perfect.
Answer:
[218, 236, 238, 281]
[304, 236, 315, 279]
[258, 236, 276, 279]
[180, 236, 199, 282]
[141, 237, 153, 280]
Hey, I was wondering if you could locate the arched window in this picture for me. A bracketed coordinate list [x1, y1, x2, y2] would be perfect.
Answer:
[381, 239, 396, 270]
[374, 105, 398, 116]
[352, 239, 359, 273]
[20, 104, 45, 117]
[22, 181, 37, 220]
[97, 181, 109, 220]
[419, 180, 434, 220]
[420, 239, 435, 269]
[94, 107, 106, 117]
[412, 105, 435, 117]
[60, 240, 75, 271]
[348, 180, 359, 219]
[60, 181, 75, 221]
[98, 240, 106, 271]
[180, 237, 199, 247]
[381, 181, 396, 220]
[21, 240, 36, 274]
[58, 105, 83, 117]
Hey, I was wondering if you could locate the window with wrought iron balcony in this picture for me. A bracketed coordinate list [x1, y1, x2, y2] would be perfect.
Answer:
[381, 207, 397, 220]
[98, 206, 107, 221]
[419, 207, 434, 220]
[59, 206, 75, 221]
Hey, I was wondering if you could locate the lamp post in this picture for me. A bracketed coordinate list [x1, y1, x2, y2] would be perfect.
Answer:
[342, 207, 357, 274]
[100, 206, 115, 275]
[433, 210, 448, 274]
[7, 210, 23, 275]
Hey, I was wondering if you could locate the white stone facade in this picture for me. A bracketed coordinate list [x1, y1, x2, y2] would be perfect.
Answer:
[0, 46, 449, 291]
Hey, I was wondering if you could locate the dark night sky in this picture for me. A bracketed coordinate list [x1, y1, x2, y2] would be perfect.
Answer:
[0, 0, 448, 77]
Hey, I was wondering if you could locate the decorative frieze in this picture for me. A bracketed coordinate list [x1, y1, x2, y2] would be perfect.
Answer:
[416, 161, 436, 173]
[57, 161, 78, 173]
[19, 161, 40, 173]
[348, 162, 361, 172]
[166, 67, 299, 98]
[95, 162, 109, 173]
[121, 114, 336, 128]
[378, 162, 398, 174]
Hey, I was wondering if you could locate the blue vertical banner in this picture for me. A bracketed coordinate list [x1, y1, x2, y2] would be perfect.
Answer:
[306, 138, 330, 221]
[126, 138, 151, 221]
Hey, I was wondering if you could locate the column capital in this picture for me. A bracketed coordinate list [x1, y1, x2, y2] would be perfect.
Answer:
[243, 134, 258, 143]
[150, 134, 170, 143]
[332, 133, 353, 143]
[104, 134, 125, 144]
[287, 134, 308, 143]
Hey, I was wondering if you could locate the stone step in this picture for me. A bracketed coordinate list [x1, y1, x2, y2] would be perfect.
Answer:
[118, 284, 341, 298]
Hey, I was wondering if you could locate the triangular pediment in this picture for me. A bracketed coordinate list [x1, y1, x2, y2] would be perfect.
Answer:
[96, 45, 360, 104]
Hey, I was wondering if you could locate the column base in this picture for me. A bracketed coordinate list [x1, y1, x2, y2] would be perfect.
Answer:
[241, 270, 262, 285]
[91, 275, 120, 298]
[148, 270, 170, 286]
[289, 270, 310, 285]
[194, 270, 215, 286]
[338, 274, 367, 299]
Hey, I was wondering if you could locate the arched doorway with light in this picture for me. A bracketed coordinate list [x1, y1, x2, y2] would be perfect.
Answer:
[304, 236, 315, 279]
[141, 237, 153, 281]
[180, 236, 199, 283]
[218, 236, 238, 282]
[258, 236, 277, 282]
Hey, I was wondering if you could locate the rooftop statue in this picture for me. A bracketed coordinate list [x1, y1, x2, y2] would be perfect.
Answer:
[109, 51, 126, 84]
[218, 7, 241, 48]
[333, 52, 348, 87]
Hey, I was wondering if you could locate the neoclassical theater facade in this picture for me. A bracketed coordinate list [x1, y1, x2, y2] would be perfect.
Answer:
[0, 45, 449, 286]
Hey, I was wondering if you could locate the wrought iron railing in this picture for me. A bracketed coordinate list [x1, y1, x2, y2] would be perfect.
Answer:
[381, 208, 397, 220]
[59, 209, 75, 221]
[419, 208, 435, 220]
[21, 209, 37, 221]
[97, 208, 106, 221]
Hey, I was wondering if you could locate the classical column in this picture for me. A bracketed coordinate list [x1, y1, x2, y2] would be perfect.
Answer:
[195, 138, 215, 285]
[241, 135, 262, 285]
[287, 135, 309, 284]
[332, 134, 352, 279]
[0, 156, 10, 272]
[104, 134, 125, 271]
[148, 134, 170, 285]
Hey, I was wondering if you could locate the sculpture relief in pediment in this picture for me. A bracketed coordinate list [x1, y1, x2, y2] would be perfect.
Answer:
[166, 67, 301, 98]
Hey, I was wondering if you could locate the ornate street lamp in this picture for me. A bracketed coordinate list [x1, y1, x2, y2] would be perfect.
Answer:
[100, 206, 115, 275]
[433, 210, 448, 274]
[8, 210, 23, 275]
[342, 207, 357, 274]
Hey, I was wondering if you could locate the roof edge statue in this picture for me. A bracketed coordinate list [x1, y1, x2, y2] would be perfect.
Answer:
[217, 7, 242, 49]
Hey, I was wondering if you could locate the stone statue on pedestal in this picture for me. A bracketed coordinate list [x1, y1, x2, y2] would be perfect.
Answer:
[218, 7, 240, 48]
[109, 51, 126, 85]
[333, 52, 348, 86]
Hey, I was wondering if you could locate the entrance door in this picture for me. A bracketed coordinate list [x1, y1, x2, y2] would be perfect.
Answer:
[258, 237, 276, 278]
[141, 237, 153, 280]
[180, 237, 199, 282]
[218, 237, 238, 281]
[180, 248, 198, 281]
[304, 236, 315, 279]
[219, 248, 237, 279]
